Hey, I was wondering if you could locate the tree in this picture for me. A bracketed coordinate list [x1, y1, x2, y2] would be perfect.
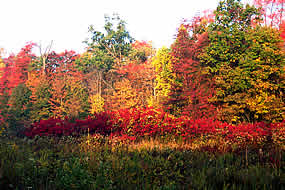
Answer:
[0, 50, 6, 134]
[242, 26, 284, 122]
[26, 72, 52, 121]
[27, 50, 89, 120]
[77, 14, 134, 109]
[107, 78, 139, 110]
[0, 43, 35, 96]
[0, 43, 35, 133]
[47, 51, 88, 119]
[201, 0, 284, 123]
[83, 13, 134, 72]
[128, 41, 155, 64]
[115, 59, 156, 107]
[89, 93, 105, 114]
[151, 47, 175, 108]
[7, 83, 32, 135]
[166, 16, 216, 119]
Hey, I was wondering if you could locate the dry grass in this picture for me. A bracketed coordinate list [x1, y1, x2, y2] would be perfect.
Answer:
[127, 136, 231, 152]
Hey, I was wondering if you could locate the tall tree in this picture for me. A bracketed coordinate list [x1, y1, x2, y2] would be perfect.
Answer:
[152, 47, 175, 108]
[47, 51, 88, 119]
[201, 0, 284, 123]
[167, 16, 216, 119]
[0, 43, 35, 96]
[0, 43, 35, 133]
[7, 83, 32, 135]
[82, 13, 134, 72]
[26, 72, 52, 121]
[77, 14, 134, 110]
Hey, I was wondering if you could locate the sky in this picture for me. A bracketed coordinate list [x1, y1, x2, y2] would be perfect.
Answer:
[0, 0, 250, 56]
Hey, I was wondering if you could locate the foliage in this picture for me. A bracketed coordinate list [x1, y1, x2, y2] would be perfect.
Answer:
[6, 83, 32, 136]
[242, 26, 285, 122]
[26, 72, 52, 121]
[46, 51, 89, 119]
[24, 106, 285, 153]
[24, 112, 112, 138]
[114, 60, 155, 108]
[168, 19, 216, 118]
[0, 43, 35, 135]
[83, 14, 134, 72]
[1, 3, 285, 189]
[0, 42, 35, 96]
[89, 93, 105, 114]
[201, 0, 284, 123]
[128, 41, 155, 64]
[107, 78, 139, 110]
[152, 47, 176, 108]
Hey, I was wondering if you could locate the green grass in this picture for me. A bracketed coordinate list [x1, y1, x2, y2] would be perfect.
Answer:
[0, 135, 284, 190]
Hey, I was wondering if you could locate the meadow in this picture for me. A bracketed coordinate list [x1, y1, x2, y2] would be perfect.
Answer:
[1, 107, 284, 189]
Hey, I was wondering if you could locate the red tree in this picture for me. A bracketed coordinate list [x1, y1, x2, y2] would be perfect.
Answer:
[167, 18, 216, 119]
[0, 42, 35, 96]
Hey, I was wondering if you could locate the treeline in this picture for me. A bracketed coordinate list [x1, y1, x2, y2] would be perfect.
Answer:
[0, 0, 284, 136]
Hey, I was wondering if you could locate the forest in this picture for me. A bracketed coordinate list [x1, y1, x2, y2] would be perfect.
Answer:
[0, 0, 284, 189]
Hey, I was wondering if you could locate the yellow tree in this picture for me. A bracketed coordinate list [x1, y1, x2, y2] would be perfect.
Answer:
[151, 47, 176, 108]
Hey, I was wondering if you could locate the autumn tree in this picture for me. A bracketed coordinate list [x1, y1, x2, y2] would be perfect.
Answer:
[77, 14, 135, 113]
[0, 43, 35, 96]
[151, 47, 175, 108]
[107, 78, 139, 110]
[46, 51, 89, 119]
[0, 49, 7, 133]
[0, 43, 35, 134]
[253, 0, 285, 42]
[241, 26, 284, 122]
[26, 72, 52, 121]
[128, 41, 155, 64]
[84, 14, 134, 70]
[166, 16, 216, 119]
[201, 0, 284, 123]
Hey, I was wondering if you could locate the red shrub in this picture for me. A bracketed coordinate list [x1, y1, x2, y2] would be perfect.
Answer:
[25, 106, 285, 151]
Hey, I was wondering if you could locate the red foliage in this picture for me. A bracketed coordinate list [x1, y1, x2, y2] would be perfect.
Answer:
[111, 61, 155, 109]
[0, 42, 35, 95]
[168, 20, 216, 119]
[280, 21, 285, 40]
[24, 112, 112, 138]
[24, 106, 284, 152]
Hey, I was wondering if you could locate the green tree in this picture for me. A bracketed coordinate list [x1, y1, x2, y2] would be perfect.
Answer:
[77, 14, 134, 106]
[7, 83, 32, 136]
[81, 13, 134, 72]
[201, 0, 284, 123]
[241, 26, 284, 123]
